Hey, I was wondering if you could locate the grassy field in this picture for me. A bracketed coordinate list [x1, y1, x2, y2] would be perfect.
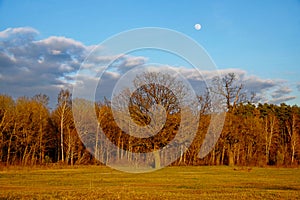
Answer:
[0, 166, 299, 199]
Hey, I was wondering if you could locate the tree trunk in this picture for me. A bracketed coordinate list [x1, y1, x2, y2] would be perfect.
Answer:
[39, 114, 44, 164]
[265, 116, 275, 165]
[60, 106, 65, 163]
[31, 145, 37, 165]
[66, 126, 71, 164]
[22, 145, 28, 166]
[6, 122, 16, 165]
[71, 146, 74, 166]
[290, 114, 298, 164]
[228, 144, 234, 166]
[221, 145, 225, 165]
[6, 133, 13, 165]
[95, 122, 100, 160]
[211, 147, 216, 165]
[236, 143, 240, 165]
[154, 150, 160, 169]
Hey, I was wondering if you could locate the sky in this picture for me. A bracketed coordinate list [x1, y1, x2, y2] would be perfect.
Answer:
[0, 0, 300, 108]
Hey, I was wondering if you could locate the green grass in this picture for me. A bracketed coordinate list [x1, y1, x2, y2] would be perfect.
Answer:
[0, 166, 299, 199]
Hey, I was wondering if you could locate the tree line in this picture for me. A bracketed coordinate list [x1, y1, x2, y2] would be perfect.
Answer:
[0, 73, 299, 167]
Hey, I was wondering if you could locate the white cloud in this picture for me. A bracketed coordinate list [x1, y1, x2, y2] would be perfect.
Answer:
[271, 86, 293, 99]
[51, 50, 62, 55]
[157, 67, 295, 104]
[59, 64, 74, 72]
[122, 56, 147, 67]
[0, 28, 88, 107]
[0, 27, 149, 108]
[0, 27, 39, 38]
[268, 96, 296, 105]
[35, 36, 85, 50]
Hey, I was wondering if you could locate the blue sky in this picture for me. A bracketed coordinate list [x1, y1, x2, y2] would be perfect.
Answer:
[0, 0, 300, 107]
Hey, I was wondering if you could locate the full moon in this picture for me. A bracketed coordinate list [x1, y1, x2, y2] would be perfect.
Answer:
[194, 23, 201, 30]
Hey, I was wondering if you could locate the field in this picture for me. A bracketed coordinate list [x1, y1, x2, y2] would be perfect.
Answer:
[0, 166, 300, 199]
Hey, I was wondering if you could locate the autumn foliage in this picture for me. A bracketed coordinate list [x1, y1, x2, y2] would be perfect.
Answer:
[0, 73, 299, 167]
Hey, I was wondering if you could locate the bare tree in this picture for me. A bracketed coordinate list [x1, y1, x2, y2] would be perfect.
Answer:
[211, 73, 247, 111]
[286, 106, 300, 164]
[33, 94, 50, 164]
[54, 89, 72, 163]
[0, 95, 15, 164]
[102, 71, 193, 168]
[210, 73, 250, 166]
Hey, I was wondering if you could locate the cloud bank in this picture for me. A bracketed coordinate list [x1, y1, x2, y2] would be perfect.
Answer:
[0, 27, 297, 108]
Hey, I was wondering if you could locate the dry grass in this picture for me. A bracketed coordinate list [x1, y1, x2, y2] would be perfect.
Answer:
[0, 166, 299, 199]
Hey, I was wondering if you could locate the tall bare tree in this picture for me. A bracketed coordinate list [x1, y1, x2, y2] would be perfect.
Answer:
[54, 89, 72, 163]
[0, 95, 15, 164]
[210, 73, 248, 166]
[286, 106, 300, 164]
